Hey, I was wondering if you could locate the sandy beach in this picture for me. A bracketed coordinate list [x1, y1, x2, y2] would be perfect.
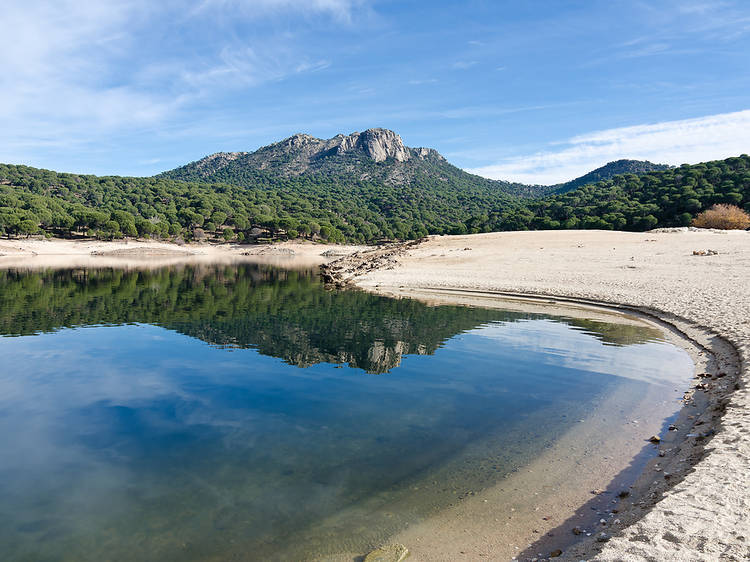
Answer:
[327, 228, 749, 561]
[2, 230, 748, 560]
[0, 238, 364, 270]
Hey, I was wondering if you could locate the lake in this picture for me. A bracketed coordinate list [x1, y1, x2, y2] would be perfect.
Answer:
[0, 264, 693, 561]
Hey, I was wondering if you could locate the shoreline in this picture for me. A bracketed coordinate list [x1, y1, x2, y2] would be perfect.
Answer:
[0, 238, 365, 270]
[328, 229, 749, 561]
[362, 287, 736, 561]
[2, 231, 748, 560]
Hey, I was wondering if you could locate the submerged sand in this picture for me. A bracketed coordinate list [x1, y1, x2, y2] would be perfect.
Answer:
[341, 229, 749, 561]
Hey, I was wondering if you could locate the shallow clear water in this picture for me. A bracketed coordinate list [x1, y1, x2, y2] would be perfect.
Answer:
[0, 265, 692, 561]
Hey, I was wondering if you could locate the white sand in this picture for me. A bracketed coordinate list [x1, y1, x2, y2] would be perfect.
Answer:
[0, 238, 364, 269]
[342, 229, 750, 561]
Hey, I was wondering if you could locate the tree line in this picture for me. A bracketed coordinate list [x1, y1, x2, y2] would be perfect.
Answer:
[0, 155, 747, 243]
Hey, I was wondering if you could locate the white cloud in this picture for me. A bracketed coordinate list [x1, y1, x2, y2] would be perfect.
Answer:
[0, 0, 362, 166]
[0, 0, 178, 151]
[192, 0, 364, 22]
[468, 109, 750, 184]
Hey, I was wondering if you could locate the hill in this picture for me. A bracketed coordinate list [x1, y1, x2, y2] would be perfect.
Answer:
[159, 128, 533, 196]
[0, 126, 747, 242]
[160, 129, 669, 199]
[0, 159, 521, 243]
[553, 159, 672, 194]
[517, 155, 749, 231]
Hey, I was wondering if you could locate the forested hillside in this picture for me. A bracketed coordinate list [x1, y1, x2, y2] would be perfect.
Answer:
[523, 155, 750, 231]
[0, 155, 747, 242]
[0, 163, 519, 242]
[552, 159, 672, 195]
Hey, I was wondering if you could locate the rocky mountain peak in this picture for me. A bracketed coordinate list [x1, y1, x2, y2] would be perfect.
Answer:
[284, 133, 317, 149]
[332, 128, 410, 162]
[172, 127, 453, 183]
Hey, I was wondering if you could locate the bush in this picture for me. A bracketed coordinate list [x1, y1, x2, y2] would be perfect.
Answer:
[692, 204, 750, 230]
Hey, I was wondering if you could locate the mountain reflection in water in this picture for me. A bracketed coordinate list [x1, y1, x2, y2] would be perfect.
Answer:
[0, 264, 663, 373]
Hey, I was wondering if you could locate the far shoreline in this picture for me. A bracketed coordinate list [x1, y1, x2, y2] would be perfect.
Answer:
[0, 236, 365, 270]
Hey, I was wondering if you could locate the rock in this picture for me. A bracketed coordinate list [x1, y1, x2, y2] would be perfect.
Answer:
[363, 543, 409, 562]
[550, 549, 563, 557]
[668, 424, 678, 431]
[648, 435, 661, 443]
[617, 489, 630, 498]
[572, 526, 583, 535]
[596, 533, 611, 542]
[336, 128, 410, 163]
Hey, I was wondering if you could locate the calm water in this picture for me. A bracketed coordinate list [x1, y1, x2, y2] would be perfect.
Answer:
[0, 265, 692, 561]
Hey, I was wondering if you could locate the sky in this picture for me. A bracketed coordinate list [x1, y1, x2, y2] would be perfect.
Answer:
[1, 0, 749, 184]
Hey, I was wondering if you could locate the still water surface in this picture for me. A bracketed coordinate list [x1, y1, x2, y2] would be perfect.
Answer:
[0, 265, 692, 561]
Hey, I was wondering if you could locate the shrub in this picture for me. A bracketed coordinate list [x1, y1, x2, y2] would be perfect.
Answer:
[692, 204, 750, 230]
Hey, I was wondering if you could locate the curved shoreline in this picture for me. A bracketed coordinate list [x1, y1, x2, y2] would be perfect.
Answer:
[2, 232, 747, 560]
[328, 229, 749, 561]
[363, 287, 737, 560]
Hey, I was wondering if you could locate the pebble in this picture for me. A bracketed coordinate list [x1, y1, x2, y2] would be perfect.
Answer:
[648, 435, 661, 443]
[596, 533, 611, 542]
[363, 544, 409, 562]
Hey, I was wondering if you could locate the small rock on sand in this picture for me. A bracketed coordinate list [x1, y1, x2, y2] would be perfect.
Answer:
[363, 543, 409, 562]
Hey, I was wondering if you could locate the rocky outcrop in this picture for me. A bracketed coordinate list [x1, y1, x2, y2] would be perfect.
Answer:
[183, 128, 419, 179]
[333, 128, 410, 162]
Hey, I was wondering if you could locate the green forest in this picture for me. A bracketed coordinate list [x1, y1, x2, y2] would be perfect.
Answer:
[0, 154, 748, 243]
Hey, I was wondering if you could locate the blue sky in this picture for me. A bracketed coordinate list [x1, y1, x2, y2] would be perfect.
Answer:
[1, 0, 749, 183]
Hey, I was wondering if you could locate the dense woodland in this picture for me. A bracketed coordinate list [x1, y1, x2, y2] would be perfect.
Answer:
[0, 154, 748, 243]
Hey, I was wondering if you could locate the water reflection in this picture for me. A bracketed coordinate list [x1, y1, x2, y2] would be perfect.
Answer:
[0, 265, 692, 561]
[0, 265, 664, 373]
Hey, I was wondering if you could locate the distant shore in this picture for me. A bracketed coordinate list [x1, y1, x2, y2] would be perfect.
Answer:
[329, 228, 749, 561]
[0, 237, 364, 269]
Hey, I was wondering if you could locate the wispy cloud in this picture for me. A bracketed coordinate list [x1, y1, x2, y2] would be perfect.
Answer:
[0, 0, 364, 166]
[468, 110, 750, 184]
[192, 0, 366, 23]
[407, 78, 438, 86]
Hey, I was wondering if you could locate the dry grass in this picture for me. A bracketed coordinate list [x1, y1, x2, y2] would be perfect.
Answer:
[692, 204, 750, 230]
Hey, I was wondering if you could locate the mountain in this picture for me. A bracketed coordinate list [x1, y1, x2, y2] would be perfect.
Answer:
[160, 128, 671, 200]
[553, 159, 672, 194]
[159, 128, 530, 196]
